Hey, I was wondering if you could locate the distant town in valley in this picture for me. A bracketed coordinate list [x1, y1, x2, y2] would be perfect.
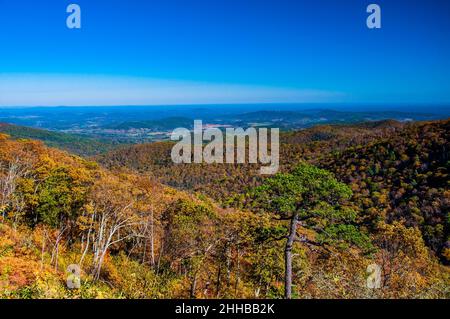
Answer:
[0, 104, 447, 144]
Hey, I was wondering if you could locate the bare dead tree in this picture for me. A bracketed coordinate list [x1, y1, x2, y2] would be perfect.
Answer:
[0, 157, 32, 222]
[90, 200, 145, 280]
[51, 224, 68, 271]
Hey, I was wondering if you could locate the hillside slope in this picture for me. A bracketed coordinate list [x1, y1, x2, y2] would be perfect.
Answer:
[97, 121, 401, 198]
[319, 120, 449, 261]
[98, 120, 450, 262]
[0, 123, 117, 156]
[0, 124, 448, 299]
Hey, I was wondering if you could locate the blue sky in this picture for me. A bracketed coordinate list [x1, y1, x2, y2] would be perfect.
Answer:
[0, 0, 449, 106]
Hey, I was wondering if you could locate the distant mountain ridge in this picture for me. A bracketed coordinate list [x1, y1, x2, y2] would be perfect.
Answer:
[97, 119, 450, 263]
[2, 106, 446, 141]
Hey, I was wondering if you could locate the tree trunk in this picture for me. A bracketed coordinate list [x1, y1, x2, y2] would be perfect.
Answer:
[190, 271, 198, 299]
[215, 265, 222, 298]
[40, 228, 46, 271]
[150, 208, 155, 266]
[284, 213, 298, 299]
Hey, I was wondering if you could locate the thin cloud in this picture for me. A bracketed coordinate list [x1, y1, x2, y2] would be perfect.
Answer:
[0, 73, 346, 107]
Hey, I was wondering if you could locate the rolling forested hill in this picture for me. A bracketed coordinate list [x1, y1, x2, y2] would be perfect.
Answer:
[0, 134, 262, 298]
[0, 123, 118, 156]
[97, 120, 401, 197]
[98, 120, 450, 263]
[319, 120, 449, 259]
[0, 120, 448, 299]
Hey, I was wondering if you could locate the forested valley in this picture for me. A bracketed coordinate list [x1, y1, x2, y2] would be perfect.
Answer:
[0, 119, 448, 298]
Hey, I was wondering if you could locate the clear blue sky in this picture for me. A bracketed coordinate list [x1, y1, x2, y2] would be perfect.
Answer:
[0, 0, 449, 106]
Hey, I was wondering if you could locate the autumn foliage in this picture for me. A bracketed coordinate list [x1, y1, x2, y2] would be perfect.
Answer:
[0, 120, 449, 299]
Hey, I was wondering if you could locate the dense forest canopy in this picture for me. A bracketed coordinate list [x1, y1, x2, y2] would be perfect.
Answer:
[99, 120, 450, 264]
[0, 119, 448, 298]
